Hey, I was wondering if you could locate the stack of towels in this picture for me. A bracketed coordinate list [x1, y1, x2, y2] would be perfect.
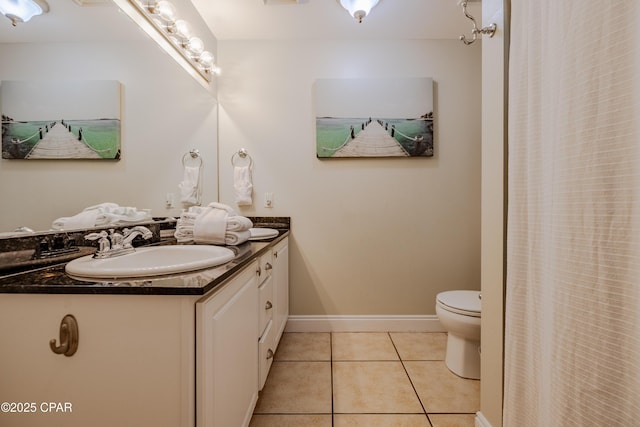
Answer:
[175, 202, 253, 245]
[52, 203, 152, 230]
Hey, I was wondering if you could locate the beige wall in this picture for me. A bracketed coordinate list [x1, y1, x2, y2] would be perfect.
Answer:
[217, 39, 482, 316]
[0, 41, 218, 231]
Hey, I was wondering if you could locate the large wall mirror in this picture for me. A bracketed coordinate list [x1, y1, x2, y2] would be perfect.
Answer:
[0, 0, 219, 236]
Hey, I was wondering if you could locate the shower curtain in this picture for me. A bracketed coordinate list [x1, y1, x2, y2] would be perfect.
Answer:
[504, 1, 640, 426]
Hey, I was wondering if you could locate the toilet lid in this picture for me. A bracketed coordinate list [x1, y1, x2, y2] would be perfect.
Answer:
[437, 291, 481, 317]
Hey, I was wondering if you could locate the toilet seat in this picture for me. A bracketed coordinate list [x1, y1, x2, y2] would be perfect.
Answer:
[437, 291, 481, 317]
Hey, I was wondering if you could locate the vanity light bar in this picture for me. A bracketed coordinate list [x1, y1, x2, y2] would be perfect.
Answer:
[125, 0, 219, 84]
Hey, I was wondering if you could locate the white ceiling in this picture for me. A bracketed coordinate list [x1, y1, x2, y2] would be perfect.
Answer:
[0, 0, 481, 43]
[0, 0, 144, 42]
[193, 0, 481, 40]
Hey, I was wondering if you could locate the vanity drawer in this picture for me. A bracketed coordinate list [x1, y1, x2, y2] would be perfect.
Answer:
[258, 275, 274, 335]
[258, 251, 274, 282]
[258, 319, 276, 390]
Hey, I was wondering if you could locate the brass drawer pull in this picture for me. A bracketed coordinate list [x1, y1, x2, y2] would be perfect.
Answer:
[266, 349, 274, 360]
[265, 301, 273, 310]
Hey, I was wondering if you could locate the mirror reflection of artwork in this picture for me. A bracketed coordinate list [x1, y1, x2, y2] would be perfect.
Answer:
[315, 77, 434, 158]
[1, 80, 121, 160]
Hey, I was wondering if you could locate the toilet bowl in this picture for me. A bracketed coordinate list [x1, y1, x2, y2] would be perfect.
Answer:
[435, 290, 481, 380]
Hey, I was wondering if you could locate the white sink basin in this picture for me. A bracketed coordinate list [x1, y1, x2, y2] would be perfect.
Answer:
[65, 245, 235, 279]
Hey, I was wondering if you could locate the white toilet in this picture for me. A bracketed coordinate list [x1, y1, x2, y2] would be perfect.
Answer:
[435, 290, 481, 380]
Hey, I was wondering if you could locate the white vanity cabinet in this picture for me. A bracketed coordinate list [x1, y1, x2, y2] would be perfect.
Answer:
[256, 236, 289, 391]
[272, 237, 289, 347]
[257, 249, 275, 390]
[196, 236, 290, 426]
[0, 235, 290, 427]
[0, 294, 197, 427]
[196, 260, 260, 427]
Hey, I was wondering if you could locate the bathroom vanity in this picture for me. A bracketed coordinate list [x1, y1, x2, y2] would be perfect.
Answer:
[0, 221, 289, 427]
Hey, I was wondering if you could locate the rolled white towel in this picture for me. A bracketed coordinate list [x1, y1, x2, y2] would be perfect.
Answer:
[227, 216, 253, 232]
[224, 230, 251, 246]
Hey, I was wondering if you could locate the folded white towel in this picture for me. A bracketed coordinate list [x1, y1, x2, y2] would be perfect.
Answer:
[95, 211, 151, 227]
[224, 230, 251, 245]
[83, 202, 120, 212]
[227, 216, 253, 232]
[193, 207, 229, 245]
[208, 202, 238, 215]
[179, 166, 201, 205]
[174, 227, 193, 243]
[174, 202, 253, 243]
[234, 166, 253, 206]
[52, 210, 100, 230]
[52, 203, 152, 230]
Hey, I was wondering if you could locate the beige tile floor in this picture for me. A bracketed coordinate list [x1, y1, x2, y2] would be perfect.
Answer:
[251, 332, 479, 427]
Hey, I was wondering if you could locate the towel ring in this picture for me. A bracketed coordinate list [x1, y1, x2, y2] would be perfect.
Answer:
[231, 148, 252, 168]
[182, 149, 203, 167]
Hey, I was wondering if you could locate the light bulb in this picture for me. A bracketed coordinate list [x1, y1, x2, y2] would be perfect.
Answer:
[186, 36, 204, 59]
[170, 19, 192, 45]
[198, 51, 215, 70]
[155, 0, 176, 24]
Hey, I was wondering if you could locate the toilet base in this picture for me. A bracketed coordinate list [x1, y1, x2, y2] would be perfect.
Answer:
[444, 333, 480, 380]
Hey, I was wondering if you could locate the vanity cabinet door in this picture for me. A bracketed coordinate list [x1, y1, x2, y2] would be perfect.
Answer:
[272, 237, 289, 347]
[196, 260, 259, 427]
[0, 294, 196, 427]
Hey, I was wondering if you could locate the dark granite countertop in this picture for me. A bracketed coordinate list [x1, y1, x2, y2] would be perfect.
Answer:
[0, 217, 289, 296]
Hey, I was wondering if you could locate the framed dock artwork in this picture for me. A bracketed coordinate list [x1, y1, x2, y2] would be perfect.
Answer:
[314, 77, 434, 158]
[1, 80, 121, 160]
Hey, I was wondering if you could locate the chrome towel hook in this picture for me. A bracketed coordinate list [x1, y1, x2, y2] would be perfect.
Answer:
[459, 0, 497, 45]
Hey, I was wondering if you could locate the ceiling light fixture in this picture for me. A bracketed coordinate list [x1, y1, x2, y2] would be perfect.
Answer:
[113, 0, 219, 87]
[338, 0, 379, 23]
[0, 0, 49, 26]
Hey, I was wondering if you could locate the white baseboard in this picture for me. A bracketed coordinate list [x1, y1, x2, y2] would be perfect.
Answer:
[284, 315, 444, 333]
[475, 411, 494, 427]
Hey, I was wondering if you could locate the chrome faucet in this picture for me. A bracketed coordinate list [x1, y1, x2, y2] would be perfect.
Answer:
[122, 226, 153, 246]
[85, 226, 153, 259]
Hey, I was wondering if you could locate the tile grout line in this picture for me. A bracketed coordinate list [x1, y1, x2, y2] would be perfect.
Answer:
[387, 332, 434, 427]
[330, 332, 335, 427]
[253, 333, 477, 425]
